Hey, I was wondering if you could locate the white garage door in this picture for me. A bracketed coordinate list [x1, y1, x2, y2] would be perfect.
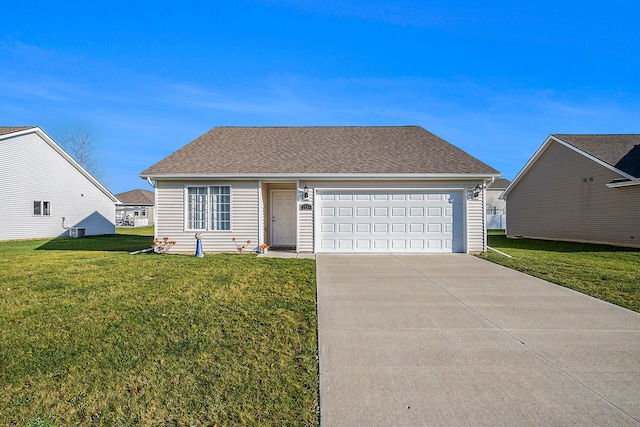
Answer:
[317, 190, 464, 253]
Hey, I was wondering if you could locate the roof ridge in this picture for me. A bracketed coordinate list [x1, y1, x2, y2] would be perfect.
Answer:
[213, 125, 422, 129]
[554, 133, 640, 136]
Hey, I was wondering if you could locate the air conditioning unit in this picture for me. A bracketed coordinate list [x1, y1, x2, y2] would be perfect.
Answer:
[69, 227, 86, 238]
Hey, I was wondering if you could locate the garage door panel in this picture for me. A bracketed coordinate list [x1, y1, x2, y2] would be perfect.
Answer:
[410, 239, 425, 249]
[321, 207, 335, 216]
[374, 223, 388, 233]
[411, 223, 425, 233]
[317, 190, 463, 253]
[321, 240, 335, 249]
[321, 223, 335, 233]
[356, 207, 370, 216]
[338, 223, 353, 233]
[392, 240, 406, 249]
[338, 240, 353, 249]
[373, 207, 388, 216]
[427, 207, 442, 216]
[356, 223, 370, 233]
[427, 223, 441, 233]
[356, 240, 371, 249]
[391, 223, 406, 233]
[373, 240, 388, 249]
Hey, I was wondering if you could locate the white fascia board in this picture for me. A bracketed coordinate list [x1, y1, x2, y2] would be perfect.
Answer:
[0, 126, 38, 140]
[607, 179, 640, 188]
[32, 127, 120, 203]
[139, 173, 501, 182]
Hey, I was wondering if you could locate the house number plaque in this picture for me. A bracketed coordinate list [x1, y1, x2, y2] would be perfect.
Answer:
[300, 203, 312, 211]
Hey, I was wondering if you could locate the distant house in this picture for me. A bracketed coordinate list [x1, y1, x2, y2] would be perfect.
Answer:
[140, 126, 501, 254]
[115, 189, 155, 226]
[0, 126, 119, 240]
[502, 134, 640, 248]
[486, 178, 510, 230]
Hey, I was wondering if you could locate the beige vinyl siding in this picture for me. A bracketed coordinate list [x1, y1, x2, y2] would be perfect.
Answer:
[467, 194, 485, 253]
[298, 183, 314, 252]
[506, 141, 640, 248]
[155, 180, 259, 254]
[0, 131, 115, 240]
[155, 178, 489, 253]
[154, 181, 186, 249]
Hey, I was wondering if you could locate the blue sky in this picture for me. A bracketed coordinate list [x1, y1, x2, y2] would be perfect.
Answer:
[2, 0, 639, 194]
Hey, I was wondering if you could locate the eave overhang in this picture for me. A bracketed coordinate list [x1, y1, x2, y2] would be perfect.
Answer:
[139, 172, 501, 182]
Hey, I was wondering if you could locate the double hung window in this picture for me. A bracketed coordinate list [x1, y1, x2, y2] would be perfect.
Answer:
[187, 186, 231, 230]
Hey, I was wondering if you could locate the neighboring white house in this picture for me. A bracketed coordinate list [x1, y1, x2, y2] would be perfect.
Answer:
[503, 134, 640, 248]
[140, 126, 501, 254]
[115, 189, 155, 226]
[0, 126, 119, 240]
[486, 178, 510, 229]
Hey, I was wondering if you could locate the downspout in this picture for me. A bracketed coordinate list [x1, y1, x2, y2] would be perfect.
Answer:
[146, 177, 157, 233]
[257, 180, 263, 250]
[483, 177, 495, 253]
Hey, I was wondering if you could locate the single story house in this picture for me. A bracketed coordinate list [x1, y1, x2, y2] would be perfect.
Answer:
[115, 189, 155, 226]
[486, 178, 510, 229]
[502, 134, 640, 248]
[0, 126, 119, 240]
[140, 126, 501, 254]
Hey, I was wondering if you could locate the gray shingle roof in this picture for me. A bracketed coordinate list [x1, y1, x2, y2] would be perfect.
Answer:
[141, 126, 499, 177]
[0, 126, 35, 137]
[488, 178, 511, 189]
[554, 134, 640, 178]
[115, 189, 154, 205]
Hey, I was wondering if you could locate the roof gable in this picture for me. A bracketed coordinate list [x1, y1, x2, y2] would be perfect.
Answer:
[140, 126, 500, 178]
[504, 134, 640, 197]
[1, 126, 119, 203]
[554, 134, 640, 177]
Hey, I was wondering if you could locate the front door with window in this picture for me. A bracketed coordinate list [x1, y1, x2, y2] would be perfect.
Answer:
[271, 190, 296, 247]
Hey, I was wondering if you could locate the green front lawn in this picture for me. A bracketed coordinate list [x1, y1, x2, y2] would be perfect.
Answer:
[479, 232, 640, 313]
[0, 230, 318, 426]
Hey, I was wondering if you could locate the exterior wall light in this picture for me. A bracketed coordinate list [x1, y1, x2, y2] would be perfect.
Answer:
[473, 184, 481, 199]
[468, 184, 482, 200]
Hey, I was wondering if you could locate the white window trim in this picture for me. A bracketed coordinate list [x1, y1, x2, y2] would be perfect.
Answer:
[33, 200, 51, 216]
[184, 185, 232, 231]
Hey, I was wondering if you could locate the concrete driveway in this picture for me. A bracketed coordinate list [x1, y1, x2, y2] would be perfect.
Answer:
[316, 254, 640, 426]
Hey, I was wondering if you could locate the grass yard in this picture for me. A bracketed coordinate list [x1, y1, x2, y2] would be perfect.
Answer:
[479, 231, 640, 313]
[0, 229, 318, 426]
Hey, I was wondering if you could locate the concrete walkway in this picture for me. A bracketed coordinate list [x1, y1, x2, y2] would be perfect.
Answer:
[316, 254, 640, 426]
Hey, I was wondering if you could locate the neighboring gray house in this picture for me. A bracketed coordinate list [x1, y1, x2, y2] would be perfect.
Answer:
[486, 178, 510, 229]
[0, 126, 118, 241]
[140, 126, 501, 254]
[115, 189, 155, 226]
[503, 134, 640, 248]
